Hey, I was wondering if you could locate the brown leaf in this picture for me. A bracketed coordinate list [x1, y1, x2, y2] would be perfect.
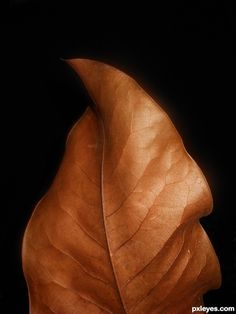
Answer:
[22, 59, 221, 313]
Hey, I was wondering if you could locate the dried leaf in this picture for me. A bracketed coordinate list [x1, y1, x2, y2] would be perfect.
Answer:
[22, 59, 221, 313]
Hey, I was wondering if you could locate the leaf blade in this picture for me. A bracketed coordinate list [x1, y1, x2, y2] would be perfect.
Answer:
[23, 59, 221, 314]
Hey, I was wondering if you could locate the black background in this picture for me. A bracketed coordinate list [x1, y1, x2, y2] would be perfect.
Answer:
[1, 1, 235, 313]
